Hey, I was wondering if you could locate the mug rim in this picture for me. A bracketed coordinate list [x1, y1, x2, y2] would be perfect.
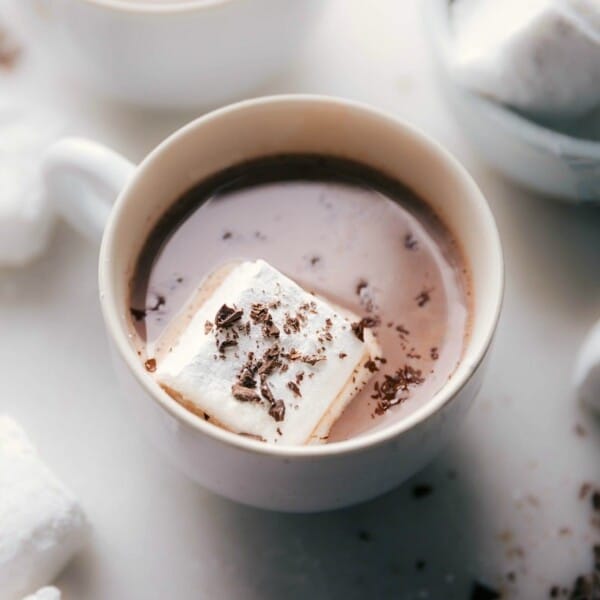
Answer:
[76, 0, 237, 14]
[99, 94, 504, 459]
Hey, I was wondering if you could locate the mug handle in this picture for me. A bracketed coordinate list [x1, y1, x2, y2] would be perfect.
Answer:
[42, 138, 136, 243]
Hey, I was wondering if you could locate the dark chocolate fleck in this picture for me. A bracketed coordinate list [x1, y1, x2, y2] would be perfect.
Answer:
[215, 304, 244, 328]
[404, 233, 418, 250]
[218, 339, 238, 353]
[144, 358, 157, 372]
[287, 381, 302, 398]
[263, 319, 280, 339]
[283, 315, 301, 335]
[301, 354, 327, 366]
[430, 347, 439, 360]
[351, 316, 380, 342]
[130, 307, 146, 321]
[231, 384, 261, 403]
[412, 484, 433, 499]
[364, 359, 379, 373]
[222, 231, 232, 240]
[415, 289, 432, 308]
[357, 530, 372, 542]
[470, 582, 501, 600]
[268, 399, 286, 422]
[356, 279, 368, 295]
[339, 352, 348, 359]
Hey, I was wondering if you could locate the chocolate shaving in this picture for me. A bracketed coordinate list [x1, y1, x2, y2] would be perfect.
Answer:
[215, 304, 243, 328]
[356, 279, 368, 295]
[250, 303, 269, 323]
[404, 233, 418, 250]
[470, 582, 500, 600]
[283, 315, 301, 335]
[231, 384, 260, 403]
[130, 307, 146, 321]
[430, 347, 439, 360]
[144, 358, 157, 372]
[301, 354, 326, 366]
[269, 400, 286, 422]
[339, 352, 347, 359]
[412, 484, 433, 499]
[351, 316, 380, 342]
[238, 367, 257, 389]
[295, 372, 304, 384]
[258, 345, 281, 376]
[364, 359, 379, 373]
[287, 381, 302, 398]
[263, 319, 280, 339]
[218, 339, 238, 353]
[372, 365, 424, 415]
[415, 289, 432, 308]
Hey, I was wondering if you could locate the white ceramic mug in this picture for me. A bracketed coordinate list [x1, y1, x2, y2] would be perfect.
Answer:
[43, 95, 504, 512]
[15, 0, 323, 109]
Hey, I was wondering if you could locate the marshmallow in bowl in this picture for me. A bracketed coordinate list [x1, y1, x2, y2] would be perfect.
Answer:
[0, 417, 87, 600]
[155, 259, 380, 445]
[574, 318, 600, 413]
[22, 588, 62, 600]
[450, 0, 600, 118]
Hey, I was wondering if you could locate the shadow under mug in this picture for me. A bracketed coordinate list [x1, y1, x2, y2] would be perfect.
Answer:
[43, 95, 503, 512]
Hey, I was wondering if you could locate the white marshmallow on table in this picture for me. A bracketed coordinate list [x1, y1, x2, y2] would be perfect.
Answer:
[0, 417, 87, 600]
[22, 587, 61, 600]
[574, 318, 600, 413]
[156, 259, 379, 445]
[450, 0, 600, 118]
[0, 100, 64, 267]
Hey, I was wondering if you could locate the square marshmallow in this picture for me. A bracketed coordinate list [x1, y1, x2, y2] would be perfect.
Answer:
[156, 260, 379, 445]
[0, 417, 87, 600]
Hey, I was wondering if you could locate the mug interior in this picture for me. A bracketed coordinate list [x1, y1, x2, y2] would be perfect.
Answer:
[100, 95, 503, 456]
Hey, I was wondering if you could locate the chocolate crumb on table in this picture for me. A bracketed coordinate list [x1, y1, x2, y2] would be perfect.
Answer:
[357, 530, 372, 542]
[470, 581, 501, 600]
[411, 483, 433, 499]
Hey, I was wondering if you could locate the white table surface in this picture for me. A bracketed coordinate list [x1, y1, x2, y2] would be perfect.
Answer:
[2, 1, 600, 598]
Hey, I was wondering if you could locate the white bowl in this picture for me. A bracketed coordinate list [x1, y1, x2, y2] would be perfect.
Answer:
[15, 0, 324, 110]
[422, 0, 600, 204]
